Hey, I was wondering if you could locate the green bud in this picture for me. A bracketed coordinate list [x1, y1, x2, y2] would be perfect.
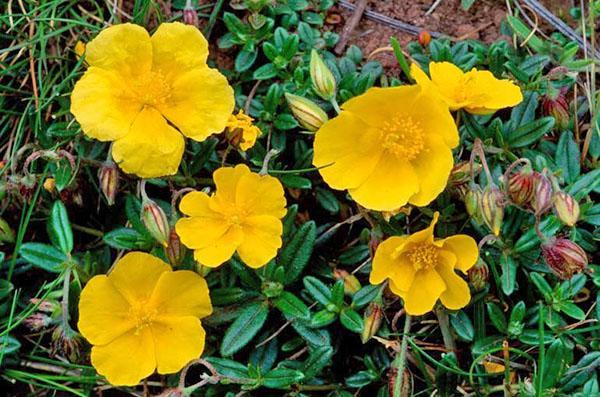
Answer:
[141, 197, 170, 247]
[0, 217, 15, 245]
[285, 93, 329, 131]
[310, 50, 336, 100]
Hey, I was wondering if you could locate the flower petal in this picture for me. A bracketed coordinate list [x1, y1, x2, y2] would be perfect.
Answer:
[437, 251, 471, 310]
[407, 212, 439, 245]
[349, 155, 419, 211]
[149, 270, 212, 318]
[388, 279, 407, 299]
[179, 191, 213, 217]
[108, 252, 171, 304]
[213, 164, 251, 204]
[237, 215, 283, 268]
[370, 236, 415, 292]
[77, 275, 135, 345]
[175, 216, 230, 249]
[70, 68, 141, 141]
[158, 67, 234, 141]
[410, 89, 459, 149]
[409, 134, 454, 207]
[404, 268, 446, 315]
[193, 226, 244, 267]
[151, 317, 206, 375]
[91, 328, 155, 386]
[150, 22, 208, 78]
[440, 234, 479, 273]
[465, 70, 523, 113]
[85, 23, 152, 76]
[428, 61, 468, 110]
[112, 107, 184, 178]
[313, 111, 383, 190]
[236, 172, 286, 218]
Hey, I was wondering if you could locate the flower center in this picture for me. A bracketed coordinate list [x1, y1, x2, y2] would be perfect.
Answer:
[131, 71, 171, 107]
[129, 302, 157, 334]
[407, 244, 438, 271]
[380, 116, 425, 160]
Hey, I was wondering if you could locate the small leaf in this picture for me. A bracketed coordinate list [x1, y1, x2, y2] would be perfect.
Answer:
[235, 49, 258, 73]
[352, 285, 380, 308]
[303, 345, 333, 379]
[500, 254, 517, 296]
[103, 228, 153, 250]
[303, 276, 332, 306]
[310, 309, 337, 328]
[274, 291, 310, 320]
[281, 221, 316, 284]
[508, 117, 555, 148]
[541, 339, 567, 390]
[486, 302, 507, 333]
[204, 357, 250, 379]
[48, 200, 73, 254]
[555, 131, 580, 183]
[253, 63, 278, 80]
[340, 308, 363, 333]
[221, 302, 269, 356]
[263, 368, 304, 389]
[20, 243, 68, 273]
[450, 311, 474, 342]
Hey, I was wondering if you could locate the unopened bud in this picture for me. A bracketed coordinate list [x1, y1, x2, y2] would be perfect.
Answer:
[449, 162, 481, 187]
[479, 185, 504, 236]
[0, 217, 15, 245]
[361, 301, 383, 343]
[30, 298, 59, 313]
[464, 186, 483, 223]
[141, 197, 170, 247]
[468, 258, 489, 291]
[43, 178, 56, 193]
[542, 92, 570, 130]
[531, 173, 553, 216]
[418, 30, 431, 46]
[541, 238, 588, 280]
[553, 191, 579, 227]
[310, 50, 336, 100]
[508, 167, 535, 207]
[332, 269, 361, 295]
[52, 326, 84, 363]
[183, 0, 198, 26]
[24, 313, 52, 331]
[165, 229, 186, 266]
[285, 93, 329, 131]
[99, 162, 119, 206]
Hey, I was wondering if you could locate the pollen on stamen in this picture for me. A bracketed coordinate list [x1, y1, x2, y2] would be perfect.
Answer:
[380, 116, 425, 160]
[407, 244, 439, 271]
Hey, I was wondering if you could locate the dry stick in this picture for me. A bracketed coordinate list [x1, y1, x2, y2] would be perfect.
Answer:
[334, 0, 368, 55]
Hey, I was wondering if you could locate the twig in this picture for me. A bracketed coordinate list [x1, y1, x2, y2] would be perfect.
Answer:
[392, 314, 412, 397]
[425, 0, 443, 16]
[334, 0, 368, 55]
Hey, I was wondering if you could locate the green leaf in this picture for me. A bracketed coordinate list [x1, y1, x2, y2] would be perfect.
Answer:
[315, 187, 340, 214]
[221, 302, 269, 356]
[310, 309, 337, 328]
[461, 0, 476, 10]
[500, 254, 517, 296]
[352, 285, 380, 308]
[210, 288, 250, 306]
[486, 302, 507, 333]
[0, 335, 21, 355]
[253, 63, 278, 80]
[204, 357, 250, 379]
[103, 227, 153, 250]
[281, 221, 316, 283]
[279, 174, 312, 189]
[390, 37, 412, 82]
[263, 368, 304, 388]
[289, 317, 331, 347]
[303, 345, 333, 379]
[235, 49, 258, 72]
[530, 272, 552, 300]
[340, 308, 363, 333]
[303, 276, 332, 306]
[19, 243, 68, 273]
[510, 91, 538, 128]
[508, 117, 555, 148]
[450, 311, 474, 342]
[506, 15, 546, 53]
[555, 131, 580, 183]
[274, 291, 310, 320]
[508, 301, 525, 336]
[48, 200, 73, 254]
[558, 301, 586, 320]
[560, 352, 600, 391]
[541, 339, 567, 390]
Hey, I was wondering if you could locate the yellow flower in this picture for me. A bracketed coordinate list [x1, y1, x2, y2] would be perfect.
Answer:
[225, 110, 261, 151]
[77, 252, 212, 386]
[71, 23, 234, 178]
[175, 164, 286, 268]
[370, 212, 478, 315]
[313, 85, 458, 211]
[411, 61, 523, 115]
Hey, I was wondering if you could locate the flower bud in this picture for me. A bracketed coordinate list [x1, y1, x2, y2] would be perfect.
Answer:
[52, 326, 84, 363]
[310, 50, 336, 100]
[165, 229, 186, 266]
[99, 162, 119, 206]
[333, 268, 361, 295]
[418, 30, 431, 46]
[24, 313, 52, 331]
[531, 172, 553, 216]
[541, 238, 588, 280]
[508, 168, 535, 207]
[285, 93, 329, 131]
[183, 0, 198, 26]
[361, 301, 383, 343]
[553, 191, 579, 227]
[141, 197, 170, 247]
[449, 162, 480, 187]
[464, 186, 483, 222]
[542, 91, 570, 130]
[43, 178, 56, 193]
[479, 185, 504, 236]
[0, 217, 15, 245]
[468, 258, 489, 291]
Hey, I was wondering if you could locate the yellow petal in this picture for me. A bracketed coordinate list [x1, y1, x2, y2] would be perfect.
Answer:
[112, 107, 185, 178]
[464, 70, 523, 113]
[159, 67, 234, 142]
[70, 68, 141, 141]
[349, 155, 419, 211]
[388, 279, 407, 299]
[440, 234, 479, 273]
[237, 215, 283, 268]
[409, 134, 454, 207]
[193, 226, 244, 267]
[91, 328, 155, 386]
[108, 252, 171, 304]
[404, 268, 446, 315]
[179, 191, 213, 216]
[409, 88, 459, 149]
[77, 275, 135, 345]
[149, 270, 213, 318]
[428, 61, 468, 110]
[235, 172, 286, 218]
[150, 22, 208, 79]
[151, 317, 206, 375]
[213, 164, 251, 204]
[407, 212, 439, 245]
[85, 23, 152, 76]
[437, 250, 471, 310]
[175, 216, 230, 249]
[370, 236, 415, 292]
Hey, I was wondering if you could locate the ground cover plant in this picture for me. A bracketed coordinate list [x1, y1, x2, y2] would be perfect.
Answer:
[0, 0, 599, 396]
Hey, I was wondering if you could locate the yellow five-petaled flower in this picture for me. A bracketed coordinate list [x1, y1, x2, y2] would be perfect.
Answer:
[176, 164, 287, 268]
[370, 212, 479, 315]
[78, 252, 212, 386]
[71, 22, 234, 178]
[313, 85, 459, 211]
[411, 61, 523, 115]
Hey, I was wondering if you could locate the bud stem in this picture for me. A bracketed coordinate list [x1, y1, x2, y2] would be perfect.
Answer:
[330, 98, 341, 114]
[392, 313, 412, 397]
[260, 149, 279, 175]
[471, 139, 494, 184]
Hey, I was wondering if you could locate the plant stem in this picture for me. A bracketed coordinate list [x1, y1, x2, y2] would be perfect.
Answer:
[392, 314, 412, 397]
[435, 306, 456, 352]
[330, 97, 342, 114]
[61, 266, 73, 333]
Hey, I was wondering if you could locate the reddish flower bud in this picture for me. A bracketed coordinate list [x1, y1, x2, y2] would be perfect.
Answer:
[449, 161, 481, 187]
[531, 173, 553, 216]
[541, 238, 588, 280]
[24, 313, 52, 331]
[479, 185, 504, 236]
[418, 30, 431, 46]
[542, 94, 570, 130]
[361, 301, 383, 343]
[51, 326, 85, 363]
[183, 0, 198, 26]
[141, 197, 170, 247]
[508, 168, 535, 207]
[553, 191, 579, 227]
[165, 229, 186, 266]
[99, 162, 119, 206]
[468, 258, 489, 292]
[333, 268, 361, 295]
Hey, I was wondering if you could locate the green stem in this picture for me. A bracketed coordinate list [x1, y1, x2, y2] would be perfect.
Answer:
[436, 306, 456, 352]
[392, 314, 412, 397]
[61, 266, 73, 333]
[330, 97, 341, 114]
